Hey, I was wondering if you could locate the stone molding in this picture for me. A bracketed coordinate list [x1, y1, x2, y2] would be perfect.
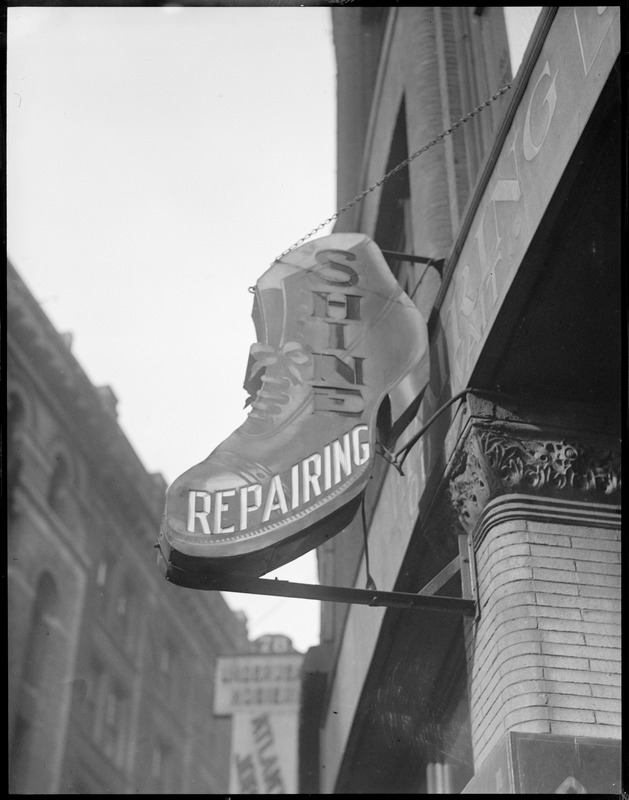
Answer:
[474, 492, 621, 549]
[448, 420, 621, 538]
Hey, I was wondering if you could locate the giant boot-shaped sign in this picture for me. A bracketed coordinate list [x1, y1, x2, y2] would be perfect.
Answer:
[158, 233, 430, 583]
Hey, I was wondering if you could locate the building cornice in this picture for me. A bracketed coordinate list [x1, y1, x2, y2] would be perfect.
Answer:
[449, 422, 621, 539]
[473, 493, 621, 550]
[417, 393, 620, 549]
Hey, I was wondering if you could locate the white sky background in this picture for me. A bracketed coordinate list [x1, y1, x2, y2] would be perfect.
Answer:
[7, 6, 542, 655]
[7, 5, 337, 654]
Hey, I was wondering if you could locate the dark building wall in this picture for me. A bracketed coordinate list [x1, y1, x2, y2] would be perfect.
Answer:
[312, 6, 621, 794]
[319, 4, 515, 702]
[7, 261, 251, 794]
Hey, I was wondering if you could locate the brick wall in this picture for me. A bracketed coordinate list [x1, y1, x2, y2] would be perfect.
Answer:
[467, 516, 621, 768]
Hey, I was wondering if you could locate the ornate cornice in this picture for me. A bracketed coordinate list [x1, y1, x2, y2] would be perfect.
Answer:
[448, 423, 621, 536]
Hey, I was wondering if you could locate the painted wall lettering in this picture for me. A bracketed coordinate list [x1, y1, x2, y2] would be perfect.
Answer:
[441, 6, 619, 393]
[523, 61, 559, 161]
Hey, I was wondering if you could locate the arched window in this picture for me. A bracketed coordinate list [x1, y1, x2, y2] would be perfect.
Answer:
[83, 657, 104, 737]
[115, 573, 140, 656]
[95, 551, 114, 612]
[10, 572, 60, 792]
[47, 452, 80, 533]
[9, 715, 32, 793]
[159, 638, 181, 693]
[100, 681, 129, 767]
[48, 456, 70, 516]
[151, 738, 176, 793]
[22, 572, 59, 688]
[7, 392, 26, 518]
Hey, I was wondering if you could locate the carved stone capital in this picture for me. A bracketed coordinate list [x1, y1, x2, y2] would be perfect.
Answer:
[448, 423, 621, 535]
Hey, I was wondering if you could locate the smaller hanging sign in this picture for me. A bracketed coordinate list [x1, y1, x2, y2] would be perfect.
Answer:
[230, 711, 300, 795]
[214, 637, 304, 794]
[214, 651, 303, 716]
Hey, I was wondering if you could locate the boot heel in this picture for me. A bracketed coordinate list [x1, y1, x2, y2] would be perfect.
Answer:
[386, 351, 430, 445]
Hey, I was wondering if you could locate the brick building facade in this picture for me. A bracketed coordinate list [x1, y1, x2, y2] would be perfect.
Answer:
[7, 261, 251, 793]
[300, 7, 621, 794]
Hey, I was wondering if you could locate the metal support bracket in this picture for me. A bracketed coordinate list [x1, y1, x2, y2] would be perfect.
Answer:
[165, 544, 477, 618]
[381, 250, 445, 274]
[459, 532, 480, 622]
[416, 554, 463, 597]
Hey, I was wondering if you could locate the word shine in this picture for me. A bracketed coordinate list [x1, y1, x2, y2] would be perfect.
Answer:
[187, 423, 370, 535]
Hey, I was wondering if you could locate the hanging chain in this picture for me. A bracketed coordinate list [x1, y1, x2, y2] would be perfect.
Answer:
[272, 83, 512, 265]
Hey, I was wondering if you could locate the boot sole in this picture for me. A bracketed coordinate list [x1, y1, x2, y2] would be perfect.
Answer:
[158, 341, 428, 583]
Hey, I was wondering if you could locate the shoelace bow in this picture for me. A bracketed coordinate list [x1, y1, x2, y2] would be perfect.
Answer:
[247, 342, 311, 419]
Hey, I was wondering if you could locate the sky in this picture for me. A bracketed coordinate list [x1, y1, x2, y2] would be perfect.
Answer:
[6, 5, 542, 655]
[7, 4, 337, 654]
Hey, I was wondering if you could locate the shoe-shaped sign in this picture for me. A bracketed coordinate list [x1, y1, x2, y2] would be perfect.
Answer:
[158, 233, 429, 584]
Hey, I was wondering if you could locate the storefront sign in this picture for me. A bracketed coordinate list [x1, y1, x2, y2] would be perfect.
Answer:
[186, 423, 370, 536]
[159, 233, 429, 581]
[230, 711, 300, 794]
[214, 643, 304, 794]
[441, 6, 620, 393]
[214, 652, 303, 715]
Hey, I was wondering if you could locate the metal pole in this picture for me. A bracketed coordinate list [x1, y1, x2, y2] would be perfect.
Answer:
[165, 569, 476, 617]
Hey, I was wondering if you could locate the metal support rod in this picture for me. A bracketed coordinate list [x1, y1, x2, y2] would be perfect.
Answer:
[381, 250, 445, 270]
[417, 555, 462, 596]
[459, 533, 480, 620]
[165, 569, 476, 617]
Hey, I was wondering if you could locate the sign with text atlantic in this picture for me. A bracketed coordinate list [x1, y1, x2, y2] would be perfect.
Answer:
[441, 6, 620, 394]
[214, 642, 304, 794]
[158, 233, 429, 582]
[230, 711, 300, 795]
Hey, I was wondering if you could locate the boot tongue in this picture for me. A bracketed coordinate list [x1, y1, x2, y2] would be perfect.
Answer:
[242, 287, 284, 405]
